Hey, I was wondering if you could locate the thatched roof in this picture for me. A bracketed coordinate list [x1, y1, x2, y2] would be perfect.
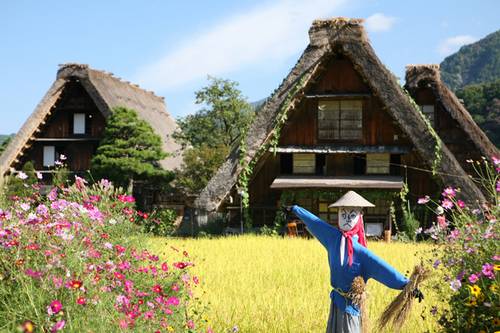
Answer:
[195, 18, 485, 211]
[0, 63, 183, 176]
[405, 64, 498, 158]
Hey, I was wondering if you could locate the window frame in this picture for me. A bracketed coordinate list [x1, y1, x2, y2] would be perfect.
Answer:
[317, 99, 363, 142]
[73, 113, 86, 135]
[43, 145, 56, 167]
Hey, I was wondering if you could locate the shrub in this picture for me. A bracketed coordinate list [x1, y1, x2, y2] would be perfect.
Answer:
[418, 157, 499, 332]
[141, 208, 178, 237]
[0, 176, 203, 332]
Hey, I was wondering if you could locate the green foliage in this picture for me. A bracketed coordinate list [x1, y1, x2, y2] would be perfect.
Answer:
[175, 144, 228, 194]
[440, 30, 500, 90]
[174, 76, 254, 148]
[424, 159, 499, 332]
[141, 208, 178, 237]
[4, 161, 38, 199]
[198, 215, 227, 236]
[174, 77, 253, 195]
[0, 135, 12, 155]
[456, 79, 500, 147]
[51, 164, 70, 188]
[91, 107, 171, 191]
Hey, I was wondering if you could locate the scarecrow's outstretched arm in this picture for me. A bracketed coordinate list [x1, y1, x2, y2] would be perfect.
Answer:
[290, 205, 339, 248]
[359, 246, 408, 289]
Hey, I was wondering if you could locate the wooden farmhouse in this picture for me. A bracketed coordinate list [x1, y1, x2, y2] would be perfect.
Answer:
[0, 63, 183, 205]
[195, 18, 497, 235]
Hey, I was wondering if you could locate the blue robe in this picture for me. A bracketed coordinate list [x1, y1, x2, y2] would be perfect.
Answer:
[291, 205, 408, 316]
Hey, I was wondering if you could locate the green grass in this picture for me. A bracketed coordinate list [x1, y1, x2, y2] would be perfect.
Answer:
[147, 236, 439, 333]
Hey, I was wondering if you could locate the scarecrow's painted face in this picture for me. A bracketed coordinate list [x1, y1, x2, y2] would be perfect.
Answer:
[338, 207, 361, 231]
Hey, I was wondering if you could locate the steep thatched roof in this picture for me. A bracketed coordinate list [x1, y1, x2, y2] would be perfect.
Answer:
[195, 18, 485, 211]
[0, 63, 182, 177]
[405, 64, 498, 158]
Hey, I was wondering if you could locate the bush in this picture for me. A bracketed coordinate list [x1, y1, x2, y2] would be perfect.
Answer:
[0, 177, 203, 332]
[4, 161, 38, 199]
[419, 157, 499, 332]
[141, 208, 178, 237]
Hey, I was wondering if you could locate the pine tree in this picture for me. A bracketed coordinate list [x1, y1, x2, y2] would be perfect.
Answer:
[91, 107, 171, 192]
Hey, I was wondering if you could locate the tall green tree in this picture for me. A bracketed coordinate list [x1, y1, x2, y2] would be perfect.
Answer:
[174, 76, 254, 194]
[0, 136, 12, 155]
[91, 107, 171, 192]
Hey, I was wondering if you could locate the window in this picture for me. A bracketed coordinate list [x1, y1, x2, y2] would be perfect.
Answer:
[419, 105, 434, 127]
[366, 153, 390, 174]
[318, 200, 337, 224]
[293, 154, 315, 174]
[43, 146, 55, 167]
[280, 153, 293, 174]
[73, 113, 86, 134]
[318, 100, 362, 140]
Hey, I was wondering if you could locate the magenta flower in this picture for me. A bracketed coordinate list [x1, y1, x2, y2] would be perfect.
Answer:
[468, 273, 479, 283]
[417, 195, 430, 204]
[47, 187, 58, 201]
[441, 199, 453, 210]
[24, 269, 43, 279]
[493, 156, 500, 166]
[482, 263, 495, 279]
[448, 229, 460, 240]
[166, 296, 179, 306]
[51, 320, 65, 332]
[496, 180, 500, 193]
[456, 200, 465, 208]
[48, 300, 63, 315]
[442, 187, 456, 198]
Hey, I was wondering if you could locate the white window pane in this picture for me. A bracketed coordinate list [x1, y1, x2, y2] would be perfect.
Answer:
[43, 146, 55, 167]
[293, 154, 315, 174]
[366, 153, 390, 174]
[73, 113, 86, 134]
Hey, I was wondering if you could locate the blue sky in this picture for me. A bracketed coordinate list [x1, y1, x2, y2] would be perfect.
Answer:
[1, 0, 499, 134]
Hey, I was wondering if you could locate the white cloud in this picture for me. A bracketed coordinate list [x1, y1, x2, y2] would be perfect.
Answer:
[134, 0, 345, 91]
[365, 13, 397, 33]
[438, 35, 478, 56]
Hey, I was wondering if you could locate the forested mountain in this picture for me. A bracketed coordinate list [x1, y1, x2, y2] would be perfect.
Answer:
[440, 30, 500, 148]
[441, 30, 500, 91]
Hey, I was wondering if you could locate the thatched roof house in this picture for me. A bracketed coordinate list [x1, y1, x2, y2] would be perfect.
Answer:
[405, 64, 498, 165]
[195, 18, 485, 220]
[0, 63, 182, 178]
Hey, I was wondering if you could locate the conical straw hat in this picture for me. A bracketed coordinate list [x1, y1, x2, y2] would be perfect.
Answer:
[328, 190, 375, 208]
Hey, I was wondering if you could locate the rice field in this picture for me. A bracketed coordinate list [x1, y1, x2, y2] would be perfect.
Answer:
[147, 236, 439, 333]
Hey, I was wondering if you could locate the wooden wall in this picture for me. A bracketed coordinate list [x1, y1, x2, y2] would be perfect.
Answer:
[412, 87, 481, 174]
[16, 80, 105, 173]
[279, 56, 410, 147]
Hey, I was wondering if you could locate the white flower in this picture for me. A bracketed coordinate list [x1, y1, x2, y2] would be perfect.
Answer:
[108, 218, 117, 225]
[20, 203, 30, 211]
[36, 172, 43, 179]
[59, 154, 67, 161]
[16, 171, 28, 180]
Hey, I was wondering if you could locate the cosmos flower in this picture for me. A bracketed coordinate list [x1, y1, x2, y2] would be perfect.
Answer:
[450, 279, 461, 291]
[442, 187, 456, 198]
[468, 273, 479, 284]
[16, 172, 28, 180]
[441, 199, 453, 210]
[417, 196, 430, 204]
[48, 300, 63, 315]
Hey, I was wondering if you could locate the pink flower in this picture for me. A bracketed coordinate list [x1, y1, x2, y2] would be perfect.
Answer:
[77, 297, 86, 305]
[166, 296, 179, 306]
[143, 311, 154, 320]
[74, 175, 87, 190]
[193, 276, 199, 285]
[493, 156, 500, 166]
[161, 262, 169, 272]
[456, 200, 465, 208]
[51, 320, 65, 332]
[441, 199, 453, 210]
[496, 180, 500, 193]
[482, 263, 495, 279]
[48, 300, 63, 315]
[152, 285, 162, 293]
[36, 172, 43, 180]
[417, 196, 430, 204]
[24, 269, 43, 279]
[468, 273, 479, 283]
[187, 320, 195, 329]
[448, 229, 460, 240]
[442, 187, 456, 198]
[171, 284, 179, 292]
[47, 187, 58, 201]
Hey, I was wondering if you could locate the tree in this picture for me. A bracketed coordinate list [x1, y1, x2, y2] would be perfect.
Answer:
[174, 77, 254, 194]
[0, 136, 12, 155]
[175, 76, 254, 148]
[91, 107, 171, 192]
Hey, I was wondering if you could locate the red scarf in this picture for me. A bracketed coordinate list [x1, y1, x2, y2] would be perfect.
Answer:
[341, 214, 367, 266]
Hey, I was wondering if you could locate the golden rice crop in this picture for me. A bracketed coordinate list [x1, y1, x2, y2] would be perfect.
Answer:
[148, 236, 438, 333]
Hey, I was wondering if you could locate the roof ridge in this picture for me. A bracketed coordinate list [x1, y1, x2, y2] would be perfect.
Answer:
[57, 62, 165, 101]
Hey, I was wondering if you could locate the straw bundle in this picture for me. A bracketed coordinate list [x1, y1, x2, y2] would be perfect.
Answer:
[348, 276, 369, 333]
[378, 263, 430, 332]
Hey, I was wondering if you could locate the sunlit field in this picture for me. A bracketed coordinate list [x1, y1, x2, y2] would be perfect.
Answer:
[148, 236, 438, 333]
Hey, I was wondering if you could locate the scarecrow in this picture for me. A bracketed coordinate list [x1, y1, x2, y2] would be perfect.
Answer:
[284, 191, 427, 333]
